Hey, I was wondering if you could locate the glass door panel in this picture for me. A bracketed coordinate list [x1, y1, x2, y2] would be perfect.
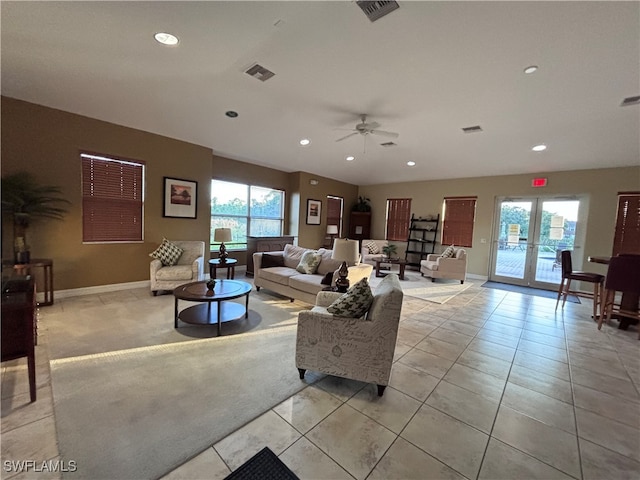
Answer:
[491, 200, 534, 286]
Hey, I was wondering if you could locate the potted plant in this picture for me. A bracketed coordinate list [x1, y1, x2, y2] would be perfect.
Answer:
[382, 243, 398, 260]
[352, 196, 371, 212]
[1, 172, 70, 264]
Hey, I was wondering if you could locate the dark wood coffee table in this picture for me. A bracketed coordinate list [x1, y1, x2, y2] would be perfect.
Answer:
[173, 280, 252, 335]
[375, 258, 407, 280]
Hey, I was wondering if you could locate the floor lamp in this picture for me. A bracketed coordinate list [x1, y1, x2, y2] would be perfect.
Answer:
[331, 238, 360, 293]
[214, 228, 232, 263]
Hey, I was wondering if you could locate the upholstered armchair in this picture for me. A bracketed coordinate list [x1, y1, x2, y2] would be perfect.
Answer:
[296, 274, 403, 396]
[420, 247, 467, 283]
[360, 239, 388, 265]
[150, 240, 205, 295]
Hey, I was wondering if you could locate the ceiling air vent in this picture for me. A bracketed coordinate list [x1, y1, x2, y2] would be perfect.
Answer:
[356, 1, 400, 22]
[620, 95, 640, 107]
[462, 125, 483, 133]
[380, 141, 397, 147]
[245, 64, 275, 82]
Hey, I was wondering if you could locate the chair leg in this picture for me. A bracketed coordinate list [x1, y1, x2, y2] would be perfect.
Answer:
[561, 279, 572, 309]
[591, 282, 599, 321]
[298, 368, 306, 379]
[555, 278, 566, 310]
[377, 385, 386, 397]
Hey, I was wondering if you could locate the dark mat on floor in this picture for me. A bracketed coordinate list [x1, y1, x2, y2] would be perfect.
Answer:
[482, 281, 580, 303]
[225, 447, 299, 480]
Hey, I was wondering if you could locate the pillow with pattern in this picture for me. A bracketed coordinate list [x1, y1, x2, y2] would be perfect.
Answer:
[149, 238, 184, 266]
[327, 278, 374, 318]
[296, 250, 321, 274]
[441, 245, 456, 258]
[363, 240, 380, 255]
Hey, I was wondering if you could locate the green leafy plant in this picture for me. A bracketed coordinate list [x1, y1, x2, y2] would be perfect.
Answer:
[353, 196, 371, 212]
[382, 243, 398, 259]
[1, 172, 70, 262]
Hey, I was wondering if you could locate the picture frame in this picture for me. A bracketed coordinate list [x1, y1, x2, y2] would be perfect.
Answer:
[163, 177, 197, 219]
[306, 199, 321, 225]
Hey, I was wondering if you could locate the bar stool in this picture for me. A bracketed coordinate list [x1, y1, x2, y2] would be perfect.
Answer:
[555, 250, 605, 320]
[598, 255, 640, 338]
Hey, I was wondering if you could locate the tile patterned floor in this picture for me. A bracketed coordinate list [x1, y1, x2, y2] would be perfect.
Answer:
[2, 280, 639, 480]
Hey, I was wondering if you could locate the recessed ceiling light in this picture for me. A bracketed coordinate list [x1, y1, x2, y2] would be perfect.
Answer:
[532, 144, 547, 152]
[225, 111, 238, 118]
[345, 156, 355, 161]
[524, 65, 538, 74]
[299, 139, 311, 146]
[407, 161, 416, 166]
[154, 32, 179, 46]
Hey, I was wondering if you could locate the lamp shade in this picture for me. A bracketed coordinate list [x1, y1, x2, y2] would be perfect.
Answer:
[214, 228, 232, 243]
[331, 238, 359, 264]
[326, 225, 339, 235]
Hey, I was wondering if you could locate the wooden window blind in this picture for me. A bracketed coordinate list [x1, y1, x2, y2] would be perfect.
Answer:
[326, 196, 343, 235]
[612, 192, 640, 256]
[442, 196, 477, 248]
[81, 153, 144, 242]
[386, 198, 412, 241]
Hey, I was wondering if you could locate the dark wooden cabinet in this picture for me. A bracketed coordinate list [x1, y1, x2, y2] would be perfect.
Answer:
[1, 277, 37, 402]
[349, 212, 371, 243]
[246, 236, 295, 276]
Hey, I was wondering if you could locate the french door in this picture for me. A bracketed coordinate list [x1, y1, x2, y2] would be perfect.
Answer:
[489, 196, 586, 289]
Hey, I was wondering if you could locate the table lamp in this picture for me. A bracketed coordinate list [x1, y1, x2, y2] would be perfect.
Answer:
[326, 225, 338, 246]
[331, 238, 360, 293]
[214, 228, 232, 263]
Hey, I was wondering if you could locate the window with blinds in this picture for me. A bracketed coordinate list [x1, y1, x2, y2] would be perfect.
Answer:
[442, 196, 477, 248]
[613, 192, 640, 256]
[386, 198, 412, 241]
[326, 196, 343, 235]
[81, 153, 145, 243]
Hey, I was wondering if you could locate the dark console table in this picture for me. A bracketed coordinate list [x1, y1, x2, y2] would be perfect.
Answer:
[2, 258, 54, 306]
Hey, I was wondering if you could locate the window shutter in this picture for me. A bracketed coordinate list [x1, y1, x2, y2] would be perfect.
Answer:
[612, 192, 640, 256]
[442, 197, 477, 247]
[81, 154, 144, 242]
[386, 198, 411, 241]
[326, 197, 343, 235]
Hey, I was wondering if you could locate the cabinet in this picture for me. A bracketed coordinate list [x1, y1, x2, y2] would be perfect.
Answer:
[246, 236, 295, 277]
[349, 212, 371, 243]
[405, 214, 440, 267]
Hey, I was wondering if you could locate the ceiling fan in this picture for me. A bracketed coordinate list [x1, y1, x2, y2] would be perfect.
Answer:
[335, 114, 399, 143]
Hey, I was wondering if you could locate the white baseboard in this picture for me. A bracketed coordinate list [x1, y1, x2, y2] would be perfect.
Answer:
[467, 273, 488, 281]
[55, 265, 248, 299]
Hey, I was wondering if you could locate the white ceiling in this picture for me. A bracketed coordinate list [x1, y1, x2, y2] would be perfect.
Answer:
[2, 1, 639, 186]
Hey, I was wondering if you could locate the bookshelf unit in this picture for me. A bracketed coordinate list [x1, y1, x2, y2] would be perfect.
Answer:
[405, 214, 440, 267]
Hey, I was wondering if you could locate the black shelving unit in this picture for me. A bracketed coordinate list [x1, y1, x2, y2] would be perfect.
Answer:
[405, 214, 440, 267]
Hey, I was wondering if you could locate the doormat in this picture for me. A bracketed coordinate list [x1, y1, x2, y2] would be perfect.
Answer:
[225, 447, 299, 480]
[482, 281, 580, 303]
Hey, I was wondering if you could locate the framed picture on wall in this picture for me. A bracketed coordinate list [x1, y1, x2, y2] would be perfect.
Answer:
[306, 199, 321, 225]
[163, 177, 197, 218]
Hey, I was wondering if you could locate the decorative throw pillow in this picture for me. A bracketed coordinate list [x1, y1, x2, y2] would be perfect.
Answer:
[261, 253, 285, 268]
[296, 250, 321, 274]
[149, 238, 184, 266]
[327, 278, 374, 318]
[441, 245, 456, 259]
[364, 240, 380, 254]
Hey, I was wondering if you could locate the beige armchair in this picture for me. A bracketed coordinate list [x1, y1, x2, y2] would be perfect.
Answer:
[295, 274, 403, 396]
[150, 240, 205, 295]
[420, 248, 467, 284]
[360, 239, 388, 265]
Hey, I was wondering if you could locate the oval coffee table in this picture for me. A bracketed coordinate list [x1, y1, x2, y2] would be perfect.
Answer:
[173, 279, 252, 335]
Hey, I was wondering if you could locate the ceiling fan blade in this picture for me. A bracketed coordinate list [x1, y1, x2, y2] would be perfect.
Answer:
[368, 121, 381, 130]
[370, 129, 399, 138]
[335, 132, 359, 142]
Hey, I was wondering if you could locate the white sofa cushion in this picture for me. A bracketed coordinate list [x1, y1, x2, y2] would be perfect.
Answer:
[284, 244, 308, 269]
[155, 265, 194, 281]
[316, 248, 343, 275]
[289, 274, 325, 295]
[258, 266, 298, 286]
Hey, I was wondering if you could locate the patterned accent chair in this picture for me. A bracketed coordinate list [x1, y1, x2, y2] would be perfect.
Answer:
[150, 240, 205, 295]
[295, 274, 403, 396]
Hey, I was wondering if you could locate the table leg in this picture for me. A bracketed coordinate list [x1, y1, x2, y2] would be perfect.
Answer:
[231, 266, 235, 279]
[174, 297, 179, 328]
[245, 293, 249, 318]
[210, 265, 217, 280]
[217, 302, 222, 335]
[399, 263, 405, 280]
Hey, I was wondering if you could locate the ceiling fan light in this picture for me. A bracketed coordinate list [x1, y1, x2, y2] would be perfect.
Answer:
[532, 144, 547, 152]
[407, 161, 416, 166]
[346, 156, 355, 161]
[299, 138, 311, 146]
[154, 32, 179, 46]
[524, 65, 538, 74]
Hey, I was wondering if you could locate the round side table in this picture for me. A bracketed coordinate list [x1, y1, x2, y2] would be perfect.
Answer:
[209, 258, 238, 279]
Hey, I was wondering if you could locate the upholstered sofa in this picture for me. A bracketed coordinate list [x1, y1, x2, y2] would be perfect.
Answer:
[296, 274, 404, 396]
[420, 247, 467, 283]
[253, 244, 373, 304]
[150, 240, 205, 295]
[360, 239, 388, 265]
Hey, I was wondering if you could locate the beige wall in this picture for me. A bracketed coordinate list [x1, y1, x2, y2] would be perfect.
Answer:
[2, 97, 212, 290]
[359, 167, 639, 278]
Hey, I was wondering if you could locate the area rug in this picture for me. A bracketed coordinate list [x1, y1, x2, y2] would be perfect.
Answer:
[482, 281, 580, 303]
[51, 326, 308, 480]
[369, 272, 473, 304]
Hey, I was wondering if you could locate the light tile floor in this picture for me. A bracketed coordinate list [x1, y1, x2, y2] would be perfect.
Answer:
[2, 281, 639, 480]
